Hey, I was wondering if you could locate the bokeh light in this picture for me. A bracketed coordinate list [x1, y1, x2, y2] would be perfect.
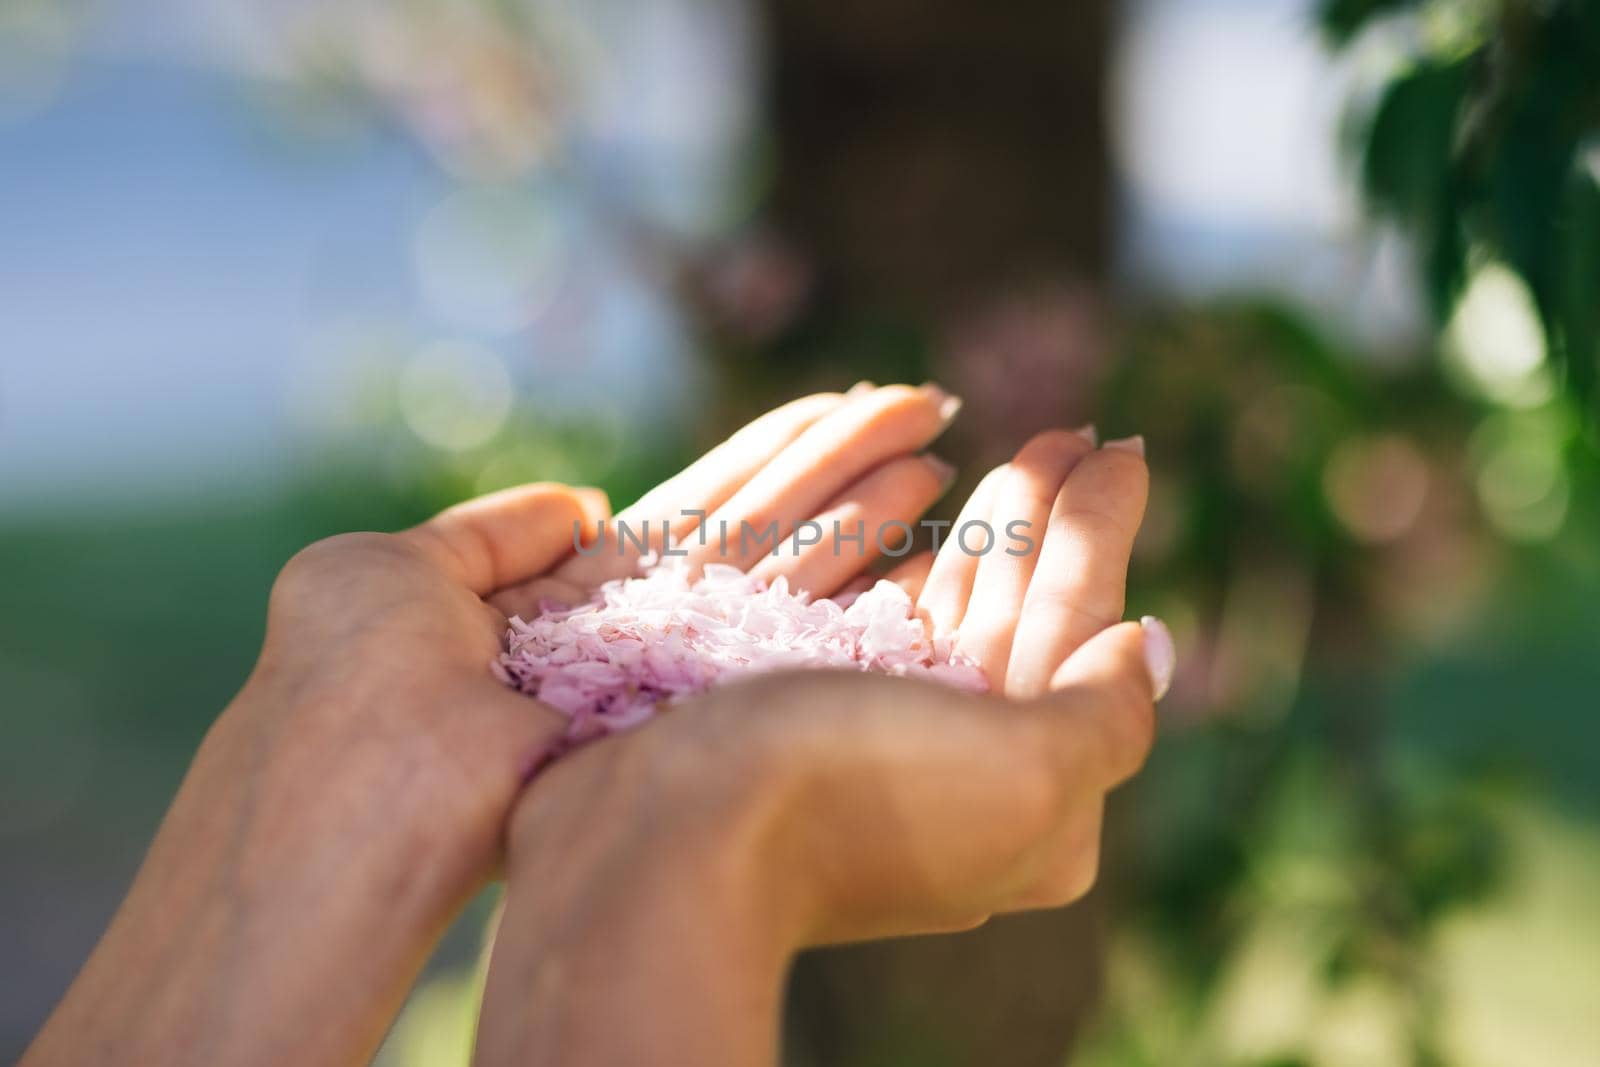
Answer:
[1474, 425, 1570, 543]
[1323, 432, 1430, 544]
[414, 186, 570, 335]
[398, 340, 513, 452]
[1445, 262, 1552, 407]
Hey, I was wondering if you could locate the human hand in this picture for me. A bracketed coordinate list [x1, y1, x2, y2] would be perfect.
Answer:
[475, 429, 1170, 1065]
[18, 481, 608, 1067]
[22, 383, 956, 1067]
[491, 381, 960, 613]
[884, 426, 1152, 696]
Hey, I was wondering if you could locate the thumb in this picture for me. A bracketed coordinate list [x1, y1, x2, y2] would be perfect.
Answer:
[1031, 617, 1174, 789]
[402, 483, 611, 596]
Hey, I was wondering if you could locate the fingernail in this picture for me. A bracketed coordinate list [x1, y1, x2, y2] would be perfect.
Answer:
[1073, 423, 1098, 446]
[921, 452, 957, 489]
[1139, 615, 1175, 701]
[1104, 434, 1145, 457]
[919, 382, 964, 424]
[846, 380, 876, 397]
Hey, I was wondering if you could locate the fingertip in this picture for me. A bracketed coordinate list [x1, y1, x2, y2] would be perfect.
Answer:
[856, 382, 963, 431]
[1006, 429, 1098, 511]
[1058, 442, 1150, 527]
[1019, 427, 1098, 464]
[1081, 438, 1150, 476]
[573, 486, 612, 519]
[406, 482, 596, 595]
[914, 381, 962, 423]
[1102, 434, 1145, 458]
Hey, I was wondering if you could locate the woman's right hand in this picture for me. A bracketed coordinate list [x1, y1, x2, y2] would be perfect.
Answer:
[474, 430, 1171, 1066]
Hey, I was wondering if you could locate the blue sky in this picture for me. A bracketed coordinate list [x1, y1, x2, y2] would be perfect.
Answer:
[0, 50, 447, 499]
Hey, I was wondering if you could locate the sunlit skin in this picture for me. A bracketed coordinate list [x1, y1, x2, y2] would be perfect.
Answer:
[473, 423, 1161, 1067]
[20, 385, 1165, 1067]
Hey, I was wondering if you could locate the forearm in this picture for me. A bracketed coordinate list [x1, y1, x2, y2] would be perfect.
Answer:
[22, 690, 489, 1067]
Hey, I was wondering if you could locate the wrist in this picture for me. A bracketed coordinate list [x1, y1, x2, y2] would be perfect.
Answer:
[487, 769, 798, 1066]
[507, 722, 815, 954]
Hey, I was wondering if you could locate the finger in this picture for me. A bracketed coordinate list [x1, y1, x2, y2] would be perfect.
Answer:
[954, 429, 1097, 692]
[1006, 440, 1150, 698]
[488, 576, 592, 620]
[554, 392, 847, 588]
[884, 551, 935, 601]
[916, 465, 1005, 637]
[746, 453, 954, 598]
[1024, 619, 1168, 791]
[400, 484, 610, 597]
[684, 383, 959, 571]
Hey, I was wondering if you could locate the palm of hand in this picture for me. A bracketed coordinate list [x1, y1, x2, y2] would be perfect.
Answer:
[238, 384, 952, 849]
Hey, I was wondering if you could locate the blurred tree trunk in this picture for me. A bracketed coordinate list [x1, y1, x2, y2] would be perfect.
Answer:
[765, 0, 1111, 318]
[761, 2, 1116, 1065]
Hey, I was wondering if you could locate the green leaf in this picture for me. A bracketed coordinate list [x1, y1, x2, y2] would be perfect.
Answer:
[1363, 58, 1473, 220]
[1362, 56, 1476, 318]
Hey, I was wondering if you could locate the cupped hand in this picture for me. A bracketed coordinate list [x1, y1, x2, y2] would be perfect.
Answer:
[223, 383, 958, 880]
[475, 428, 1170, 1066]
[23, 384, 953, 1067]
[269, 382, 955, 851]
[507, 427, 1159, 934]
[756, 427, 1162, 934]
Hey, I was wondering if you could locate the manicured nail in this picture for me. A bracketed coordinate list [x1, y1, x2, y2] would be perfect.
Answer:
[921, 452, 958, 489]
[1104, 434, 1145, 457]
[919, 382, 964, 424]
[1139, 615, 1175, 701]
[1073, 423, 1098, 446]
[846, 380, 876, 397]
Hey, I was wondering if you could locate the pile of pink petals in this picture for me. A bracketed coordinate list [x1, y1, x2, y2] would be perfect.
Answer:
[494, 561, 987, 746]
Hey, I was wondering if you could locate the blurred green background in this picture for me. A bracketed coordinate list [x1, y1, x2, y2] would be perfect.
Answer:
[2, 1, 1597, 1065]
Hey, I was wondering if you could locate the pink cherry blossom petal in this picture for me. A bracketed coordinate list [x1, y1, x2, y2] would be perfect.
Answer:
[496, 560, 987, 753]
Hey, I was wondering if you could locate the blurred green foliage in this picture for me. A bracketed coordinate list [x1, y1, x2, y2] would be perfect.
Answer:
[1069, 298, 1600, 1067]
[1321, 0, 1600, 427]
